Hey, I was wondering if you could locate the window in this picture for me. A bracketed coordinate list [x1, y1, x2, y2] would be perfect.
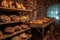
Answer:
[47, 4, 60, 20]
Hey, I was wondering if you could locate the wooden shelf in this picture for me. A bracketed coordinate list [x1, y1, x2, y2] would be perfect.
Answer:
[2, 28, 30, 39]
[0, 21, 29, 25]
[0, 6, 32, 40]
[0, 7, 32, 12]
[0, 21, 20, 25]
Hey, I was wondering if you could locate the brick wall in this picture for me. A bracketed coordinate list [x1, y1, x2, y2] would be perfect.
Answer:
[22, 0, 59, 19]
[22, 0, 38, 20]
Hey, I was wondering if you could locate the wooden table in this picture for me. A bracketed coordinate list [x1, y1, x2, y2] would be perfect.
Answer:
[30, 20, 55, 40]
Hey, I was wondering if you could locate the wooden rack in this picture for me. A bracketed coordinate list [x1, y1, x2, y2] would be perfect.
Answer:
[0, 7, 32, 40]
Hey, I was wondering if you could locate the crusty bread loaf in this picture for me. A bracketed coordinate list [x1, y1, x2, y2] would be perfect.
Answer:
[11, 36, 21, 40]
[0, 15, 11, 22]
[19, 15, 29, 22]
[20, 4, 26, 10]
[9, 15, 20, 22]
[21, 25, 28, 29]
[15, 2, 22, 9]
[14, 25, 21, 31]
[20, 33, 28, 38]
[15, 2, 26, 9]
[8, 0, 15, 8]
[4, 27, 15, 33]
[30, 20, 43, 24]
[1, 0, 8, 7]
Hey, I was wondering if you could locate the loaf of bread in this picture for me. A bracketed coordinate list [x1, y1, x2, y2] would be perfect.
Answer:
[11, 36, 21, 40]
[19, 15, 29, 22]
[15, 2, 22, 9]
[9, 15, 20, 22]
[4, 27, 15, 33]
[1, 0, 8, 7]
[21, 25, 28, 29]
[15, 2, 26, 9]
[30, 20, 43, 24]
[20, 33, 28, 38]
[0, 15, 11, 22]
[14, 25, 21, 31]
[36, 20, 43, 24]
[8, 0, 15, 8]
[20, 4, 26, 10]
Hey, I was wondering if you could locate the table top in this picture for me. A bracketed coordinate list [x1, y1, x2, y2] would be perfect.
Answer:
[30, 20, 54, 29]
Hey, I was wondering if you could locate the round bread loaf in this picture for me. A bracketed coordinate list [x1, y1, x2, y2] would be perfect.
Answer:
[21, 25, 28, 29]
[9, 15, 20, 22]
[14, 25, 21, 31]
[20, 33, 28, 38]
[4, 27, 15, 33]
[8, 0, 15, 8]
[11, 36, 21, 40]
[19, 15, 29, 22]
[0, 15, 11, 22]
[1, 0, 8, 7]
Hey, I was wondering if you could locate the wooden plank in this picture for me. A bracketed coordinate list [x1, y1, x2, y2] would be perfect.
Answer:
[0, 21, 29, 25]
[0, 21, 20, 25]
[0, 7, 32, 12]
